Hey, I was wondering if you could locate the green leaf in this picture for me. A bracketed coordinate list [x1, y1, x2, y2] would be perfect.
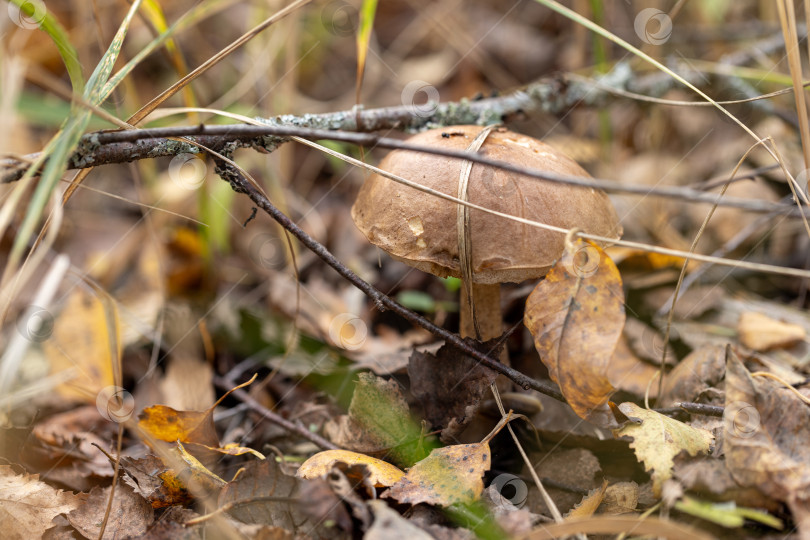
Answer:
[396, 291, 436, 313]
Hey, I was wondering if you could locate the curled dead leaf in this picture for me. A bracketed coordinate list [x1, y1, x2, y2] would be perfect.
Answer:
[524, 239, 625, 427]
[297, 449, 405, 487]
[724, 348, 810, 537]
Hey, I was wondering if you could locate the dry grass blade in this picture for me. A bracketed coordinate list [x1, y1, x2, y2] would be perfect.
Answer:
[60, 0, 311, 215]
[140, 0, 199, 123]
[127, 0, 312, 126]
[534, 0, 810, 209]
[520, 515, 716, 540]
[457, 125, 498, 339]
[777, 0, 810, 173]
[1, 0, 145, 313]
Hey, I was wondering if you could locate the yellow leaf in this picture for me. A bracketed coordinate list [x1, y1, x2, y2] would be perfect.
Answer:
[566, 480, 608, 519]
[44, 287, 120, 402]
[384, 443, 490, 506]
[524, 239, 625, 426]
[613, 402, 713, 495]
[297, 449, 405, 487]
[171, 440, 226, 489]
[138, 405, 219, 448]
[210, 443, 266, 460]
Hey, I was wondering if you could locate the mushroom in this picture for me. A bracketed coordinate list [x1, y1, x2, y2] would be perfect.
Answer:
[351, 125, 622, 363]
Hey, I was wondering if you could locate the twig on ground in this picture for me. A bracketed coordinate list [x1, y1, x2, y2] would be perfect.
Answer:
[216, 162, 566, 401]
[213, 375, 337, 450]
[655, 402, 725, 417]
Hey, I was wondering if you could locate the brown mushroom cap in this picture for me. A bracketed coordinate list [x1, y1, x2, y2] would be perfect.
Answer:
[351, 125, 622, 284]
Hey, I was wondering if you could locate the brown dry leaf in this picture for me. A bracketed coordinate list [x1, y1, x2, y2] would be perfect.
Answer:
[43, 287, 120, 402]
[607, 333, 660, 398]
[365, 500, 434, 540]
[28, 405, 120, 486]
[120, 455, 192, 509]
[121, 443, 226, 509]
[297, 449, 405, 487]
[738, 311, 806, 352]
[384, 443, 490, 507]
[66, 483, 153, 540]
[566, 480, 608, 519]
[613, 402, 713, 496]
[218, 459, 319, 535]
[622, 317, 676, 367]
[119, 442, 224, 509]
[159, 355, 215, 412]
[524, 239, 625, 426]
[660, 344, 726, 407]
[599, 481, 639, 515]
[408, 339, 498, 442]
[673, 457, 777, 511]
[296, 478, 353, 534]
[724, 349, 810, 536]
[524, 447, 601, 516]
[0, 465, 85, 539]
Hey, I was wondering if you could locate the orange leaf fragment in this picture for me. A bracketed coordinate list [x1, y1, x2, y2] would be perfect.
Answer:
[137, 374, 259, 461]
[524, 239, 625, 426]
[297, 449, 405, 487]
[138, 405, 219, 449]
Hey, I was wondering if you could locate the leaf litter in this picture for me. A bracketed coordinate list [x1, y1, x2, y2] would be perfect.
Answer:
[5, 3, 810, 540]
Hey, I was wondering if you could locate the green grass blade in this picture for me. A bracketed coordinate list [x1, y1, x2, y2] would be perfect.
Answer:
[8, 0, 145, 272]
[355, 0, 378, 102]
[101, 0, 238, 108]
[7, 0, 85, 93]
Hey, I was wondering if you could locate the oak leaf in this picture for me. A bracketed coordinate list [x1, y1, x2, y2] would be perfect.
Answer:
[0, 466, 85, 540]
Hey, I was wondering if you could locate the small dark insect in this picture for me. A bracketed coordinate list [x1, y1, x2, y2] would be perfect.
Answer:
[441, 132, 450, 138]
[242, 207, 257, 227]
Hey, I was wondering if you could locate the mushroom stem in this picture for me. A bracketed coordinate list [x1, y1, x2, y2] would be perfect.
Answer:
[459, 282, 509, 366]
